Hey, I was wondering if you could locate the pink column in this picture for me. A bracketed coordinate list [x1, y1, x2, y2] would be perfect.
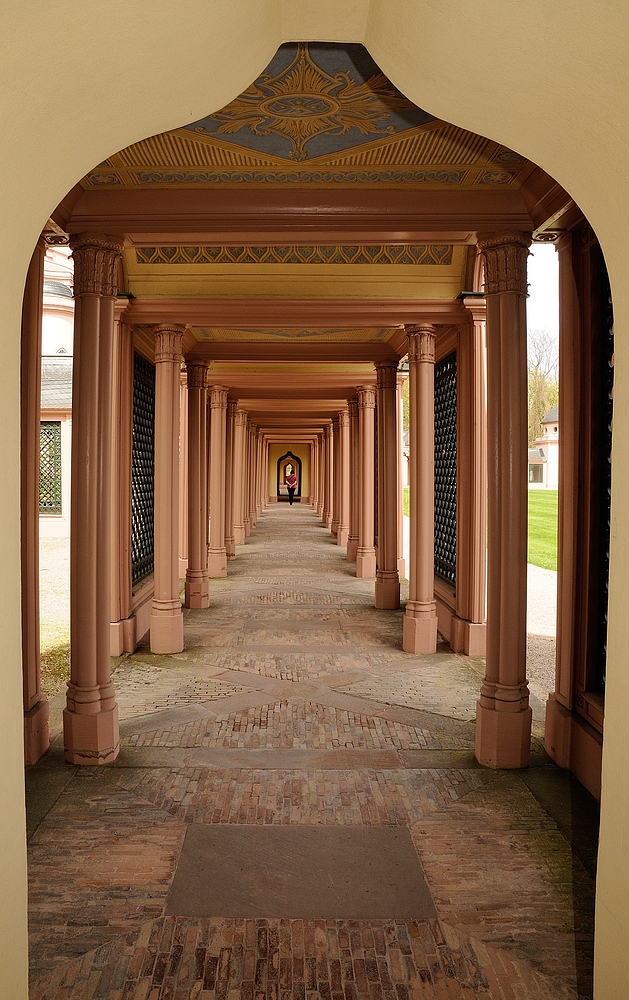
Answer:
[256, 431, 264, 515]
[208, 385, 228, 577]
[475, 231, 532, 769]
[375, 362, 401, 609]
[178, 374, 189, 578]
[403, 326, 438, 653]
[317, 433, 325, 520]
[64, 233, 124, 764]
[396, 375, 406, 580]
[323, 423, 333, 529]
[225, 400, 236, 558]
[149, 324, 185, 654]
[233, 408, 247, 545]
[331, 415, 340, 536]
[337, 409, 350, 546]
[109, 301, 133, 656]
[356, 386, 377, 578]
[451, 300, 487, 655]
[244, 420, 252, 537]
[21, 237, 49, 764]
[184, 361, 210, 607]
[347, 400, 359, 561]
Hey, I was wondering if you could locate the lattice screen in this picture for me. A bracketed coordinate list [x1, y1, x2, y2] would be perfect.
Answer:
[434, 352, 457, 584]
[39, 421, 62, 514]
[131, 353, 155, 586]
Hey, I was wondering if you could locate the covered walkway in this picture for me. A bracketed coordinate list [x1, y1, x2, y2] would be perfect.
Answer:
[27, 504, 597, 1000]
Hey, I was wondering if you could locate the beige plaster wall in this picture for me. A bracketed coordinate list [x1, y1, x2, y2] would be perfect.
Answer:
[2, 3, 629, 995]
[268, 444, 311, 499]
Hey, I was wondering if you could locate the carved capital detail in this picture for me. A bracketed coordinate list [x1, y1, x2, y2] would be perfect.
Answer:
[235, 408, 248, 427]
[154, 324, 185, 362]
[406, 325, 436, 364]
[325, 423, 333, 438]
[227, 399, 237, 418]
[209, 385, 229, 408]
[348, 400, 358, 419]
[70, 233, 124, 297]
[185, 361, 208, 389]
[476, 231, 531, 295]
[375, 360, 398, 391]
[357, 385, 376, 409]
[338, 409, 349, 427]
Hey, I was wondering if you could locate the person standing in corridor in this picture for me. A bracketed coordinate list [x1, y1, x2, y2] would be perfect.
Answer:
[286, 469, 298, 505]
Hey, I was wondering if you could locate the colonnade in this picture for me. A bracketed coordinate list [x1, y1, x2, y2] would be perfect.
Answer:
[20, 229, 546, 774]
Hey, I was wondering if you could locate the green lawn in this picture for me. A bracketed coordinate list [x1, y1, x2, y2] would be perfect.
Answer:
[403, 485, 410, 517]
[402, 486, 558, 571]
[527, 489, 558, 570]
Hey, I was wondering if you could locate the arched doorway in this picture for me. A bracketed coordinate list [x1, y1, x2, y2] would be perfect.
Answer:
[276, 450, 302, 502]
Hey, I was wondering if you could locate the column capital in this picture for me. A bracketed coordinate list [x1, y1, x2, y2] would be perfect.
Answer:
[357, 385, 376, 409]
[235, 408, 248, 426]
[324, 422, 333, 438]
[406, 325, 436, 364]
[338, 408, 350, 427]
[375, 360, 399, 390]
[154, 324, 185, 362]
[348, 399, 358, 418]
[70, 233, 124, 297]
[227, 399, 237, 418]
[185, 360, 208, 389]
[209, 385, 229, 408]
[476, 231, 531, 295]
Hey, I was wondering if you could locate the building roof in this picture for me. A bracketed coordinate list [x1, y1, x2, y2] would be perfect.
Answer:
[43, 279, 72, 299]
[528, 447, 546, 463]
[542, 405, 558, 424]
[41, 356, 72, 409]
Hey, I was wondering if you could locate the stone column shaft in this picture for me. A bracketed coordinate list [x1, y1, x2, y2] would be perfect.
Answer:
[225, 400, 236, 558]
[323, 423, 333, 529]
[403, 327, 438, 652]
[337, 409, 350, 546]
[331, 416, 340, 535]
[475, 231, 532, 769]
[21, 238, 49, 764]
[149, 325, 185, 654]
[396, 376, 406, 580]
[375, 362, 401, 608]
[65, 234, 124, 763]
[233, 409, 247, 544]
[208, 385, 228, 576]
[356, 387, 377, 578]
[347, 401, 359, 561]
[184, 362, 210, 606]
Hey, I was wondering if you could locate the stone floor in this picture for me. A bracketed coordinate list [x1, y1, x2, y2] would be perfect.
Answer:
[27, 504, 599, 999]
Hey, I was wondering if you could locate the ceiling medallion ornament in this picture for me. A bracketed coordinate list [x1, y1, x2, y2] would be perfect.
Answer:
[190, 42, 420, 162]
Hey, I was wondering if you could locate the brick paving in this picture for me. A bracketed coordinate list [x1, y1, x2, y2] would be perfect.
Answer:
[26, 503, 597, 998]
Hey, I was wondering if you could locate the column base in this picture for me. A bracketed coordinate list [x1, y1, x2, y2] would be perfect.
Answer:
[150, 607, 184, 654]
[244, 520, 251, 537]
[207, 549, 227, 578]
[325, 514, 333, 529]
[346, 537, 358, 561]
[475, 702, 532, 769]
[375, 574, 400, 610]
[63, 704, 119, 766]
[185, 570, 210, 608]
[397, 556, 406, 580]
[178, 556, 188, 578]
[24, 698, 50, 765]
[356, 548, 376, 578]
[451, 617, 486, 656]
[403, 611, 437, 653]
[337, 526, 349, 547]
[225, 537, 236, 559]
[545, 695, 602, 799]
[234, 525, 245, 545]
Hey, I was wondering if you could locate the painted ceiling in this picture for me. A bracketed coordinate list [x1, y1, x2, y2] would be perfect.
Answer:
[191, 327, 395, 344]
[83, 42, 533, 190]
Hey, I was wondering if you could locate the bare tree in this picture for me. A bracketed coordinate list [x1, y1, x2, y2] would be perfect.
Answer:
[528, 329, 559, 445]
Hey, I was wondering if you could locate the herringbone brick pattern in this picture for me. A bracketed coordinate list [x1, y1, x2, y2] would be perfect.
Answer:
[27, 504, 596, 999]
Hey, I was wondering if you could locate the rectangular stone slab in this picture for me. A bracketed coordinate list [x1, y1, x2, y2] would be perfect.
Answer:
[166, 824, 436, 919]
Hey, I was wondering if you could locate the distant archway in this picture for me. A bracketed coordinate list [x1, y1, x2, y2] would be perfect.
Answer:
[276, 451, 302, 501]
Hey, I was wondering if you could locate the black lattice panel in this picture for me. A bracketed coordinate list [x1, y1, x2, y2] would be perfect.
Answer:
[131, 353, 156, 586]
[39, 421, 62, 514]
[434, 352, 457, 584]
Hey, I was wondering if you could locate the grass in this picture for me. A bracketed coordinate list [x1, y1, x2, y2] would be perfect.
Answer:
[402, 486, 558, 571]
[528, 489, 558, 571]
[403, 486, 410, 517]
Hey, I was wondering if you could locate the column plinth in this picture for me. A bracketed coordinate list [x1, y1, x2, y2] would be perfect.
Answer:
[403, 327, 438, 652]
[64, 233, 124, 763]
[356, 387, 376, 578]
[149, 324, 185, 654]
[474, 231, 532, 768]
[184, 361, 210, 608]
[375, 361, 400, 609]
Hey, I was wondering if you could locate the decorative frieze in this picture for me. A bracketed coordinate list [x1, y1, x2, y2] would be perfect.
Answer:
[136, 244, 454, 266]
[476, 231, 531, 295]
[71, 233, 124, 297]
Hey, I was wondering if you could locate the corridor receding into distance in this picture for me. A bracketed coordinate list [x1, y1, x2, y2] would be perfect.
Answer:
[27, 504, 596, 1000]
